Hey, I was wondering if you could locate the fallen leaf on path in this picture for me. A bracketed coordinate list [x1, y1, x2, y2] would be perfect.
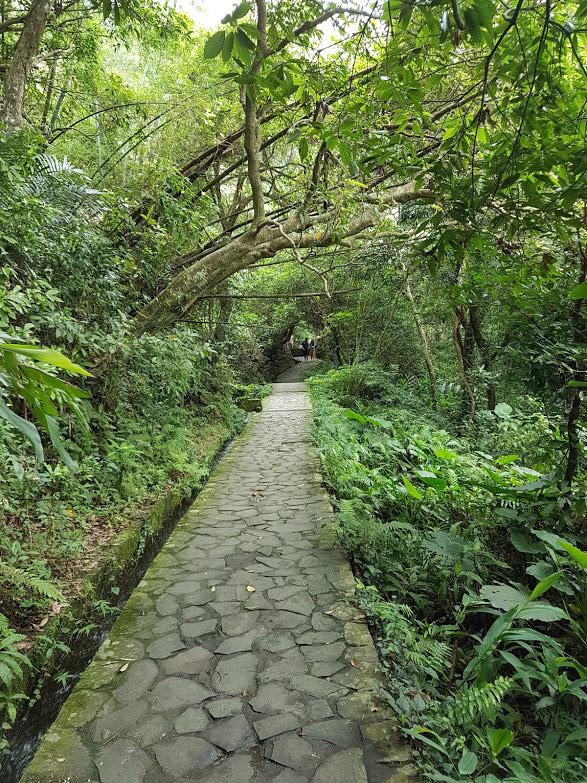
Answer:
[246, 585, 256, 593]
[119, 662, 129, 672]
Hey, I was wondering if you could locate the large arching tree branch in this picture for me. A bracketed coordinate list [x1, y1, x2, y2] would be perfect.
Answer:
[132, 183, 435, 334]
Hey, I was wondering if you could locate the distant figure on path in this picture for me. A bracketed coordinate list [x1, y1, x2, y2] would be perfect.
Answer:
[310, 338, 316, 360]
[302, 337, 310, 361]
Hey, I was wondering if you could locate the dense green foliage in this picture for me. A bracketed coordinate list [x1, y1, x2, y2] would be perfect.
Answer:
[0, 0, 586, 774]
[311, 365, 586, 782]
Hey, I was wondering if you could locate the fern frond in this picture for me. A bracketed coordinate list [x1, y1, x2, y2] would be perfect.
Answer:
[0, 563, 64, 603]
[433, 676, 513, 731]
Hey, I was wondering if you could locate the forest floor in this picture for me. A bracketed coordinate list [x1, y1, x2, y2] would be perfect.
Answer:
[21, 366, 414, 783]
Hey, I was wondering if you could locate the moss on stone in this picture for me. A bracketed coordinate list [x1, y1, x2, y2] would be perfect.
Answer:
[21, 728, 96, 783]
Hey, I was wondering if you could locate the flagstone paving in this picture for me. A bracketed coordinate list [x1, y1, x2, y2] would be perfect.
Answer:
[22, 369, 416, 783]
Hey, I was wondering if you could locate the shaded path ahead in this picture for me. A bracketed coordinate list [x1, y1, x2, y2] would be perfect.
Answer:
[23, 367, 415, 783]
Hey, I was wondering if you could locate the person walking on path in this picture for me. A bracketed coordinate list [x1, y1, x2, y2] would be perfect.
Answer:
[310, 338, 316, 360]
[302, 336, 310, 361]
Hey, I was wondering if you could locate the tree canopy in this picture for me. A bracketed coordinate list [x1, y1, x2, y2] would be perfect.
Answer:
[0, 0, 586, 779]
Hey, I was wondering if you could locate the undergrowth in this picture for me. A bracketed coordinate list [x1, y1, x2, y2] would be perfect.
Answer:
[310, 364, 587, 783]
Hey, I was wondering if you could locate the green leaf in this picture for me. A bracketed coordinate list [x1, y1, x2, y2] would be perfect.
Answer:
[510, 531, 542, 554]
[45, 416, 78, 473]
[567, 380, 587, 388]
[344, 409, 367, 425]
[528, 571, 562, 601]
[0, 401, 44, 463]
[434, 448, 458, 460]
[338, 140, 351, 166]
[559, 541, 587, 569]
[473, 0, 495, 28]
[382, 0, 402, 23]
[222, 31, 235, 62]
[479, 583, 529, 610]
[415, 469, 448, 491]
[495, 454, 519, 465]
[569, 281, 587, 300]
[458, 750, 478, 775]
[1, 345, 91, 376]
[494, 402, 513, 418]
[517, 602, 568, 622]
[238, 22, 259, 38]
[231, 0, 250, 21]
[236, 27, 255, 51]
[299, 138, 309, 161]
[204, 30, 226, 59]
[464, 7, 483, 43]
[403, 475, 423, 499]
[487, 728, 514, 756]
[19, 365, 90, 399]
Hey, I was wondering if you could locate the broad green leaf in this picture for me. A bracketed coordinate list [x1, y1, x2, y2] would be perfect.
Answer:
[434, 448, 458, 460]
[528, 571, 562, 601]
[46, 415, 78, 473]
[487, 727, 514, 756]
[495, 454, 519, 465]
[1, 345, 91, 376]
[458, 749, 478, 775]
[299, 138, 309, 161]
[0, 401, 44, 462]
[344, 409, 367, 425]
[367, 415, 393, 429]
[479, 583, 528, 610]
[204, 30, 226, 59]
[222, 31, 235, 61]
[569, 281, 587, 300]
[403, 475, 422, 499]
[19, 365, 90, 399]
[415, 469, 448, 491]
[518, 602, 568, 622]
[236, 28, 255, 51]
[559, 541, 587, 569]
[231, 0, 250, 20]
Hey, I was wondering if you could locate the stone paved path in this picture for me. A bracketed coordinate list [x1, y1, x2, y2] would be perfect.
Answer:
[22, 370, 415, 783]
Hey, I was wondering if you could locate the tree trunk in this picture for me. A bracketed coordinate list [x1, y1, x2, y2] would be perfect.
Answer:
[2, 0, 50, 130]
[564, 389, 582, 484]
[40, 56, 55, 131]
[212, 284, 234, 344]
[402, 260, 437, 408]
[453, 306, 476, 423]
[331, 325, 346, 365]
[564, 239, 586, 484]
[469, 304, 496, 410]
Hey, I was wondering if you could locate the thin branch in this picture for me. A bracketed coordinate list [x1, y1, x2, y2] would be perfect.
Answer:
[195, 289, 361, 300]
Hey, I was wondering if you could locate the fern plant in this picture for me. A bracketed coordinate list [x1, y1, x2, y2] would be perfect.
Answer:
[359, 584, 451, 681]
[431, 677, 513, 733]
[0, 563, 64, 604]
[0, 613, 31, 727]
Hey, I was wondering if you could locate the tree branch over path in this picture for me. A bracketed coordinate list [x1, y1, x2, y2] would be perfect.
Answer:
[131, 182, 434, 334]
[195, 289, 360, 300]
